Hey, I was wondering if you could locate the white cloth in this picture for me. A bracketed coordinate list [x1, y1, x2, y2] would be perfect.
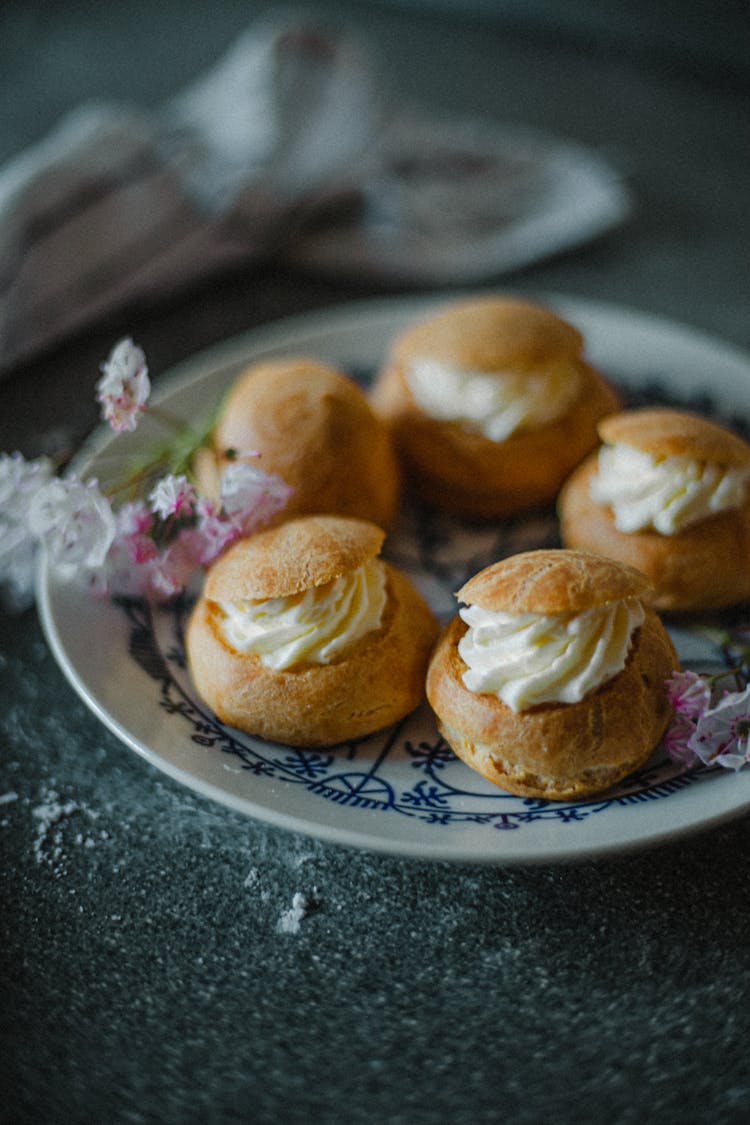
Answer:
[0, 11, 631, 374]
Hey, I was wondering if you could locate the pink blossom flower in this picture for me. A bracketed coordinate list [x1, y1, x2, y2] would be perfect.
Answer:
[115, 500, 153, 538]
[148, 474, 197, 520]
[688, 687, 750, 770]
[101, 536, 150, 599]
[663, 713, 698, 766]
[3, 341, 297, 609]
[220, 460, 292, 535]
[10, 352, 294, 604]
[28, 476, 116, 576]
[112, 502, 158, 565]
[100, 463, 292, 602]
[193, 498, 243, 566]
[666, 670, 711, 721]
[142, 531, 204, 601]
[96, 338, 150, 434]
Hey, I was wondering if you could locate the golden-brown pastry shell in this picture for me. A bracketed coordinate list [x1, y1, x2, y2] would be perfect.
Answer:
[598, 407, 750, 466]
[186, 563, 439, 748]
[389, 296, 585, 370]
[203, 515, 385, 601]
[426, 611, 678, 800]
[371, 297, 620, 517]
[198, 357, 400, 528]
[558, 455, 750, 611]
[458, 547, 653, 615]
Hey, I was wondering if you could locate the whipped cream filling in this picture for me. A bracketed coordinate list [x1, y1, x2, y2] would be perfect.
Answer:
[217, 558, 387, 671]
[404, 357, 580, 442]
[457, 597, 645, 712]
[590, 443, 750, 535]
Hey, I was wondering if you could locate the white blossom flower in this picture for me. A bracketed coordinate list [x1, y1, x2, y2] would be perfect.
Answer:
[0, 452, 55, 611]
[0, 451, 55, 512]
[28, 476, 116, 577]
[220, 460, 293, 533]
[0, 523, 40, 612]
[688, 686, 750, 771]
[96, 338, 150, 433]
[148, 474, 197, 520]
[193, 498, 242, 566]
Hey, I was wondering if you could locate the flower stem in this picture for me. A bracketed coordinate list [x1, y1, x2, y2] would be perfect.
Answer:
[146, 405, 191, 433]
[99, 408, 218, 505]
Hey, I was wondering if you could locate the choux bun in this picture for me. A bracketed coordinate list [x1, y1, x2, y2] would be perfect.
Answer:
[195, 357, 400, 528]
[426, 549, 679, 800]
[559, 408, 750, 611]
[371, 296, 620, 518]
[186, 515, 439, 747]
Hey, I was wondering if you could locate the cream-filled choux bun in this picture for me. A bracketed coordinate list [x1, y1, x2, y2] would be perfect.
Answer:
[558, 408, 750, 611]
[426, 549, 679, 800]
[186, 515, 439, 747]
[195, 357, 399, 528]
[371, 295, 620, 519]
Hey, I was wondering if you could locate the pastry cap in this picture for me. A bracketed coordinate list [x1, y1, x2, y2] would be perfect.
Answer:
[598, 408, 750, 466]
[390, 296, 584, 371]
[457, 548, 653, 615]
[203, 515, 385, 602]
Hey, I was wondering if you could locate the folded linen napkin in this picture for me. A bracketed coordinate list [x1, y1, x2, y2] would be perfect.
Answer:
[0, 10, 631, 375]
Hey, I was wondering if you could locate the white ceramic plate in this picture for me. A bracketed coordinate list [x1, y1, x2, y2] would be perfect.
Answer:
[36, 293, 750, 864]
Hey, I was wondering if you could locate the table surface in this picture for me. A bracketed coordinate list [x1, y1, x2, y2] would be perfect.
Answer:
[2, 3, 750, 1123]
